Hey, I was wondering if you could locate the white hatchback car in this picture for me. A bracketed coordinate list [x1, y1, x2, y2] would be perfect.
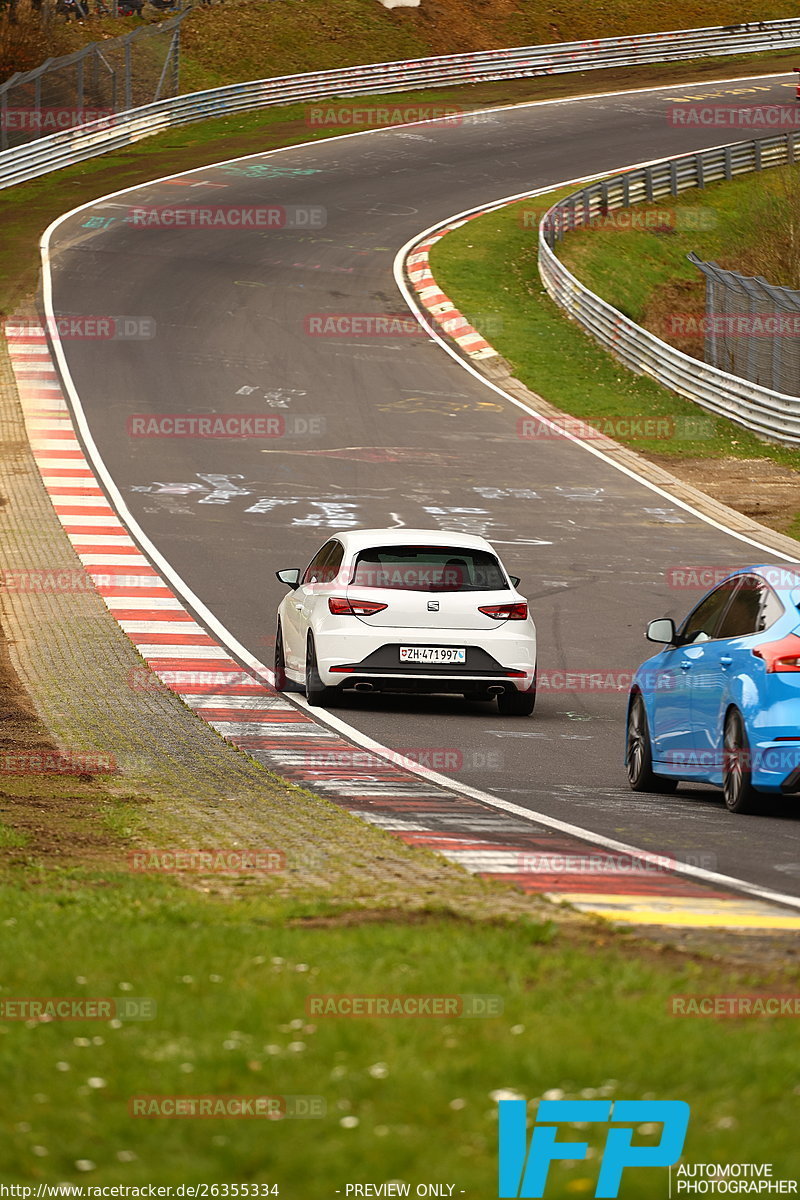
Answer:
[274, 528, 537, 714]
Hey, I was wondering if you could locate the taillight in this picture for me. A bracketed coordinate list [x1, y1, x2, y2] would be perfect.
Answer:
[752, 634, 800, 672]
[328, 596, 388, 616]
[478, 602, 528, 620]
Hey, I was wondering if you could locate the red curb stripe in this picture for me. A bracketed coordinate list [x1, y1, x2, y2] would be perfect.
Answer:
[113, 610, 196, 622]
[126, 632, 218, 646]
[73, 544, 141, 555]
[86, 564, 159, 576]
[4, 321, 757, 924]
[90, 585, 172, 597]
[145, 657, 245, 672]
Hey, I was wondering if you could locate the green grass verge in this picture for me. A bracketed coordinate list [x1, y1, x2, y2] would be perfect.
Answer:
[428, 188, 800, 475]
[1, 37, 800, 1189]
[1, 870, 799, 1188]
[30, 0, 800, 95]
[0, 823, 28, 849]
[557, 163, 800, 315]
[3, 47, 800, 316]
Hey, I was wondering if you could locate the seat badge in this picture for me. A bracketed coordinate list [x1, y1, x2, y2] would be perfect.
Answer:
[427, 600, 439, 612]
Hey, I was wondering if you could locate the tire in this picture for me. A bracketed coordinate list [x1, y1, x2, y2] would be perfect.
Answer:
[626, 693, 678, 793]
[274, 622, 289, 691]
[497, 679, 536, 717]
[723, 708, 760, 814]
[305, 634, 336, 708]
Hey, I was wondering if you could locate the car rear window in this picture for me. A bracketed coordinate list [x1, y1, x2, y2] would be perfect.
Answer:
[349, 546, 508, 592]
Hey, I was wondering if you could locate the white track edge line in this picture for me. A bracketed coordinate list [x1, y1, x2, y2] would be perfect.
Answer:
[393, 190, 800, 561]
[34, 75, 800, 917]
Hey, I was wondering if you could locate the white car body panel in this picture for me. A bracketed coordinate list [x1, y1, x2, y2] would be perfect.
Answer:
[275, 528, 537, 699]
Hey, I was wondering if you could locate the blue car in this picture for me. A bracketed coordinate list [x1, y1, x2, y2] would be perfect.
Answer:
[626, 565, 800, 813]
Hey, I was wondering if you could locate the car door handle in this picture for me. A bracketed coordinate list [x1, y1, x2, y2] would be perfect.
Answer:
[680, 660, 692, 670]
[720, 655, 732, 668]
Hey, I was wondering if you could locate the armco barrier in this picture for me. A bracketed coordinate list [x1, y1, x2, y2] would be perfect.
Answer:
[538, 133, 800, 446]
[2, 19, 800, 189]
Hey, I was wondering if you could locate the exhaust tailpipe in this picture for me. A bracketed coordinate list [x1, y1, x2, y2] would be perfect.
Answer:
[354, 681, 374, 692]
[487, 685, 505, 696]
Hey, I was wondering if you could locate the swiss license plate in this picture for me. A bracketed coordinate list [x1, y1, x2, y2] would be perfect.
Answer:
[400, 647, 466, 664]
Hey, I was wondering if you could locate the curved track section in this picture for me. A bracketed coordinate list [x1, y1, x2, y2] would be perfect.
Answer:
[33, 73, 800, 920]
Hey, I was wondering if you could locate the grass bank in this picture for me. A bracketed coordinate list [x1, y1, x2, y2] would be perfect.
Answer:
[0, 633, 797, 1187]
[9, 0, 800, 92]
[428, 176, 800, 537]
[1, 861, 799, 1188]
[557, 163, 800, 347]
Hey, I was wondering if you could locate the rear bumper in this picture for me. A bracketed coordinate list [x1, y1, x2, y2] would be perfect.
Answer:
[780, 765, 800, 794]
[317, 633, 536, 694]
[737, 741, 800, 794]
[326, 670, 535, 696]
[654, 742, 800, 794]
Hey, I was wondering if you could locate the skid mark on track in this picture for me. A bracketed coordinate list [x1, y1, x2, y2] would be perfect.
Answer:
[8, 321, 800, 932]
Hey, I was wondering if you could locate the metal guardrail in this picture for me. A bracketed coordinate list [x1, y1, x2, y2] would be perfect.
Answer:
[539, 133, 800, 446]
[2, 18, 800, 189]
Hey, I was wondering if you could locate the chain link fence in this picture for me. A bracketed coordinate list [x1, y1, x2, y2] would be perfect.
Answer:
[689, 252, 800, 397]
[0, 8, 185, 150]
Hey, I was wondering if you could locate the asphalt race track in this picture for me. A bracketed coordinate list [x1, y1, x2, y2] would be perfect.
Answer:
[44, 73, 800, 899]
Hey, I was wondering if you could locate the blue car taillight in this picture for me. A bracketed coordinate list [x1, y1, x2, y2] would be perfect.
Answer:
[752, 633, 800, 672]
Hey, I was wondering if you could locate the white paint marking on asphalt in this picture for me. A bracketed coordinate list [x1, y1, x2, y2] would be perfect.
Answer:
[185, 695, 294, 711]
[39, 74, 800, 917]
[61, 521, 128, 531]
[104, 595, 186, 610]
[39, 458, 97, 468]
[393, 193, 800, 563]
[133, 644, 233, 660]
[359, 814, 432, 831]
[79, 554, 152, 566]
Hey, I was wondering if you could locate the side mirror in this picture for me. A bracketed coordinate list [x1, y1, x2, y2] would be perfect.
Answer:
[276, 568, 301, 590]
[509, 575, 521, 587]
[646, 617, 676, 645]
